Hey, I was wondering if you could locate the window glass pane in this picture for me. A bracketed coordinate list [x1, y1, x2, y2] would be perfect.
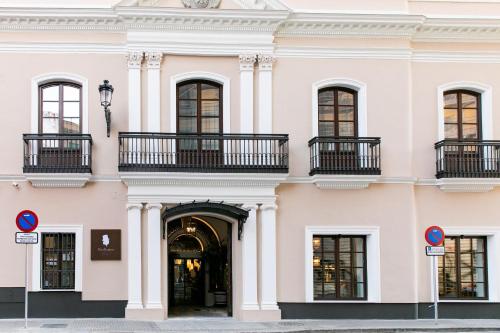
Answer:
[201, 118, 219, 133]
[444, 93, 458, 108]
[444, 266, 456, 284]
[462, 125, 478, 139]
[461, 267, 472, 282]
[474, 253, 484, 267]
[353, 253, 364, 268]
[340, 268, 352, 283]
[201, 101, 219, 117]
[339, 238, 351, 252]
[319, 106, 334, 121]
[353, 238, 364, 252]
[461, 253, 472, 268]
[473, 238, 485, 252]
[322, 237, 335, 252]
[318, 90, 334, 105]
[474, 268, 485, 283]
[63, 86, 80, 101]
[462, 109, 477, 124]
[340, 283, 351, 298]
[461, 282, 474, 297]
[63, 102, 80, 118]
[339, 252, 351, 268]
[179, 100, 197, 116]
[339, 122, 355, 137]
[43, 86, 59, 101]
[355, 283, 365, 298]
[324, 283, 336, 297]
[63, 118, 80, 134]
[444, 238, 456, 251]
[179, 117, 197, 133]
[319, 122, 334, 137]
[313, 237, 321, 252]
[339, 106, 354, 121]
[201, 84, 219, 99]
[444, 109, 457, 123]
[43, 118, 59, 134]
[445, 124, 458, 139]
[338, 91, 354, 105]
[43, 102, 59, 118]
[178, 84, 197, 99]
[462, 93, 477, 108]
[355, 268, 364, 283]
[475, 283, 486, 298]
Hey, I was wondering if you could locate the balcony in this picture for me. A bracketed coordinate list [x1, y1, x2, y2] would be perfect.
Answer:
[23, 133, 93, 187]
[308, 137, 381, 189]
[435, 140, 500, 192]
[118, 132, 289, 174]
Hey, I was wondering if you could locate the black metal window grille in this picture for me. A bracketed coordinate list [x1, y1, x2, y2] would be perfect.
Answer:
[41, 233, 76, 290]
[313, 235, 367, 300]
[438, 236, 488, 300]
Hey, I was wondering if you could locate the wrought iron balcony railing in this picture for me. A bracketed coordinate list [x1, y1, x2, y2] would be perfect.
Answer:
[309, 137, 381, 176]
[23, 133, 93, 173]
[435, 140, 500, 178]
[118, 132, 289, 173]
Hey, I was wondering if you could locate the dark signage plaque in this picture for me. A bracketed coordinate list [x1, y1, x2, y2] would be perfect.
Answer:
[91, 229, 121, 260]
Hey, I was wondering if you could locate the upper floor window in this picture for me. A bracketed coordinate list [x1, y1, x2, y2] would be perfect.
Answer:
[177, 80, 222, 135]
[313, 235, 367, 300]
[39, 82, 82, 134]
[444, 90, 481, 140]
[438, 236, 487, 300]
[318, 87, 357, 137]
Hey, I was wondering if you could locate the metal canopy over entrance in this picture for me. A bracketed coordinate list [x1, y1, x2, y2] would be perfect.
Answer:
[162, 201, 249, 240]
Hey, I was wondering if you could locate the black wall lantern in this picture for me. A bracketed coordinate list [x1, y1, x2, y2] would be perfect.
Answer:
[98, 80, 114, 137]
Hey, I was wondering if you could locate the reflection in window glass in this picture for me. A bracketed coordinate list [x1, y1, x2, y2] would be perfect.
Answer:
[313, 235, 366, 300]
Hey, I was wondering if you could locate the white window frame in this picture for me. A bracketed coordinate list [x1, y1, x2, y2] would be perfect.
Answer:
[437, 81, 493, 141]
[311, 78, 368, 138]
[31, 225, 83, 292]
[305, 226, 381, 303]
[31, 73, 89, 134]
[169, 71, 231, 134]
[431, 227, 500, 303]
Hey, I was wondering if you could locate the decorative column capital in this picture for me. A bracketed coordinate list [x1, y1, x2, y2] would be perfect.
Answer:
[145, 52, 163, 69]
[239, 54, 257, 71]
[145, 203, 163, 210]
[258, 54, 276, 71]
[127, 203, 143, 211]
[260, 203, 278, 211]
[127, 51, 144, 69]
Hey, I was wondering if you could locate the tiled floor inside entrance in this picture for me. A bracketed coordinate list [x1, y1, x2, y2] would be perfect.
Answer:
[168, 306, 229, 318]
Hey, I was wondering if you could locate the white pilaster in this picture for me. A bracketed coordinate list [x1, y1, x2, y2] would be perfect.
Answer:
[126, 203, 143, 310]
[259, 203, 279, 310]
[145, 52, 163, 132]
[241, 205, 259, 310]
[127, 52, 143, 132]
[257, 54, 275, 134]
[145, 203, 163, 309]
[239, 54, 257, 133]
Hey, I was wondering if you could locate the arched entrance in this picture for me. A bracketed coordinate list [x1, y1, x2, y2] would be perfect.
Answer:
[162, 202, 249, 318]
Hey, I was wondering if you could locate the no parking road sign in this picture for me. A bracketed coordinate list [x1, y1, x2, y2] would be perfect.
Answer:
[425, 225, 445, 246]
[16, 210, 38, 233]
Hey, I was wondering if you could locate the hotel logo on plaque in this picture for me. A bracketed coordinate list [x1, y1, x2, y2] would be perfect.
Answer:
[91, 229, 121, 260]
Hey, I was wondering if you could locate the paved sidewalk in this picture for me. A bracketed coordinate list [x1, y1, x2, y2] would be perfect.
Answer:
[1, 318, 500, 333]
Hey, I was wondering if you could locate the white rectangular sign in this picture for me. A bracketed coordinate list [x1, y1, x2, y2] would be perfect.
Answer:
[426, 246, 445, 256]
[15, 232, 38, 244]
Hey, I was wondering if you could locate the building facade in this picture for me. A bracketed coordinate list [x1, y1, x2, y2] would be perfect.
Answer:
[1, 0, 500, 321]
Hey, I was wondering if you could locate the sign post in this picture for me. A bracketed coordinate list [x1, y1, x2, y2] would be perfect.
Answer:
[424, 226, 445, 323]
[15, 210, 39, 329]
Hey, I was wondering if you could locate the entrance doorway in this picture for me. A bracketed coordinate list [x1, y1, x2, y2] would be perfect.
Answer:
[167, 215, 232, 317]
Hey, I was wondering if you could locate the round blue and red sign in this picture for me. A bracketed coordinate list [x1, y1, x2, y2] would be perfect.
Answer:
[16, 210, 38, 233]
[425, 226, 445, 246]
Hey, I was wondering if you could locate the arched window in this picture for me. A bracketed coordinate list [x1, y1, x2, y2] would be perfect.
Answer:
[39, 82, 82, 134]
[443, 90, 481, 140]
[318, 87, 357, 137]
[176, 80, 223, 163]
[177, 80, 222, 136]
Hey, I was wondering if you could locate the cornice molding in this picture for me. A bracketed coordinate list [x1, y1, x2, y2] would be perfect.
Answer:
[0, 8, 500, 42]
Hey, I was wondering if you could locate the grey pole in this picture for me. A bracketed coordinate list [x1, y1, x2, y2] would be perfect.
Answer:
[24, 243, 28, 329]
[433, 255, 438, 323]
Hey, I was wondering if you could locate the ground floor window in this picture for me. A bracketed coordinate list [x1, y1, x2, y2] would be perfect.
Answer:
[42, 233, 76, 290]
[312, 235, 367, 300]
[439, 236, 488, 300]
